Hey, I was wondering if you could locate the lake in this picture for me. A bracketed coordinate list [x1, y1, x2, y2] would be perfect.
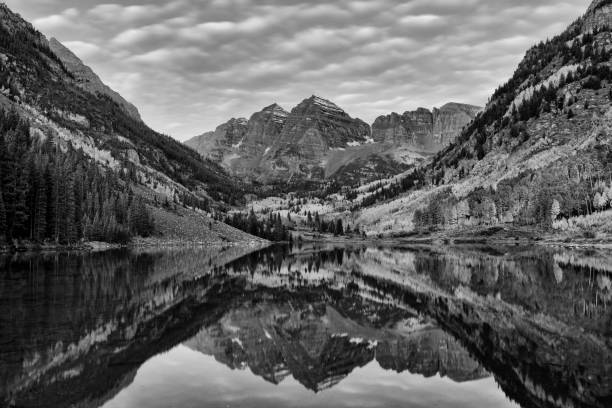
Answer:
[0, 243, 611, 408]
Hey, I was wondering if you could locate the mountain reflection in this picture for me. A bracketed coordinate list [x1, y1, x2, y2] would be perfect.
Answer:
[0, 244, 611, 408]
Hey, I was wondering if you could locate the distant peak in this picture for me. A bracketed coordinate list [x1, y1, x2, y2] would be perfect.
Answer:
[582, 0, 612, 32]
[587, 0, 611, 13]
[263, 103, 288, 113]
[303, 95, 343, 112]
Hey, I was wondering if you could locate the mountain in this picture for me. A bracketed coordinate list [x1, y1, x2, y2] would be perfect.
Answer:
[187, 98, 479, 188]
[187, 96, 376, 185]
[354, 0, 612, 238]
[0, 4, 258, 245]
[184, 103, 288, 173]
[372, 103, 481, 153]
[262, 95, 372, 181]
[48, 38, 142, 121]
[185, 117, 249, 164]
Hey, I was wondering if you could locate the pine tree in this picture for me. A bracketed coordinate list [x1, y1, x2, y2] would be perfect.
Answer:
[64, 173, 77, 243]
[335, 219, 344, 236]
[32, 165, 47, 241]
[12, 162, 29, 238]
[44, 165, 56, 240]
[0, 189, 6, 241]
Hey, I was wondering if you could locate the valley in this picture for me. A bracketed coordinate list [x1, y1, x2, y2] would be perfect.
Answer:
[212, 0, 612, 246]
[0, 0, 611, 250]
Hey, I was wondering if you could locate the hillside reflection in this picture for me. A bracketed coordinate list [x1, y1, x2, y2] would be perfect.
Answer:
[0, 244, 611, 408]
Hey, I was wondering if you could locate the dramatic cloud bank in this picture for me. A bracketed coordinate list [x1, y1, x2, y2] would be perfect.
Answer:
[6, 0, 588, 140]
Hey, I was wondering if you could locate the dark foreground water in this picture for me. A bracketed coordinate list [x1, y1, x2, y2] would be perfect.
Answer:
[1, 244, 611, 408]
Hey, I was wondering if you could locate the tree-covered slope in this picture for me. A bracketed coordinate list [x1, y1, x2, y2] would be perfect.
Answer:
[354, 0, 612, 236]
[0, 4, 253, 245]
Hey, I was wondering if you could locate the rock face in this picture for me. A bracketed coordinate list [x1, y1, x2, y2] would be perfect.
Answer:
[241, 103, 288, 157]
[48, 38, 142, 121]
[432, 103, 483, 146]
[372, 103, 481, 152]
[185, 103, 289, 174]
[187, 98, 480, 186]
[187, 96, 373, 183]
[264, 96, 372, 181]
[185, 117, 248, 164]
[583, 0, 612, 32]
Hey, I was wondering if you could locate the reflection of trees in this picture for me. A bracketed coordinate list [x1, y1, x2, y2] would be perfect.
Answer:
[0, 247, 258, 408]
[1, 244, 611, 408]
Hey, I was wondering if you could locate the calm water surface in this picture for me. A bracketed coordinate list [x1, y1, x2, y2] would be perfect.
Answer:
[1, 244, 611, 408]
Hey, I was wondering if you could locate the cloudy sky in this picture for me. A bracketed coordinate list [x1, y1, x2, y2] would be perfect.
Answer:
[6, 0, 589, 141]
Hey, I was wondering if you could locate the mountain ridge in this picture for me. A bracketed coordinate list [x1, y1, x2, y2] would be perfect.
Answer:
[48, 37, 142, 122]
[186, 97, 479, 187]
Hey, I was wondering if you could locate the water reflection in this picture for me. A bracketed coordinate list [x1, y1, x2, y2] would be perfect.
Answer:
[0, 244, 611, 408]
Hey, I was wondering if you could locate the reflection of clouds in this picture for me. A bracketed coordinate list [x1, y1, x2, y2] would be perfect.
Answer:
[104, 346, 513, 408]
[5, 0, 586, 139]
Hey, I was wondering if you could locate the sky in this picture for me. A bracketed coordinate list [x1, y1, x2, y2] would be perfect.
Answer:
[5, 0, 590, 141]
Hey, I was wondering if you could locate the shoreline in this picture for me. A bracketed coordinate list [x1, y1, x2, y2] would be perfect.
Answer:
[0, 237, 271, 254]
[3, 229, 612, 254]
[294, 226, 612, 250]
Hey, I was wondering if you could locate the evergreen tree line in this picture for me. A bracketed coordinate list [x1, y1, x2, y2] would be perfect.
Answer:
[304, 211, 357, 236]
[223, 210, 292, 242]
[0, 108, 154, 245]
[0, 15, 246, 208]
[442, 24, 611, 171]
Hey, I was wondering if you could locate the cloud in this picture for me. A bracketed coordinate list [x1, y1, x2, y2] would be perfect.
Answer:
[62, 40, 102, 59]
[4, 0, 589, 141]
[32, 7, 78, 31]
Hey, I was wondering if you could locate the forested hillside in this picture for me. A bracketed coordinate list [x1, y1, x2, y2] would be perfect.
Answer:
[0, 4, 257, 246]
[353, 0, 612, 238]
[0, 109, 154, 243]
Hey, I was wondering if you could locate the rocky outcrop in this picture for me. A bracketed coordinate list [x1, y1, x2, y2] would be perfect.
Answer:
[186, 97, 479, 186]
[582, 0, 612, 32]
[48, 38, 142, 121]
[240, 103, 288, 158]
[186, 96, 373, 183]
[433, 103, 482, 146]
[185, 117, 248, 163]
[261, 96, 372, 180]
[275, 96, 371, 150]
[185, 104, 288, 174]
[372, 103, 481, 153]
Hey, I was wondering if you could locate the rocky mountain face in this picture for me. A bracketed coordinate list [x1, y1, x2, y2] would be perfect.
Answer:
[188, 97, 478, 187]
[263, 96, 372, 181]
[372, 103, 481, 152]
[48, 38, 142, 121]
[355, 0, 612, 237]
[184, 103, 288, 172]
[187, 96, 375, 184]
[584, 0, 612, 30]
[186, 117, 248, 163]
